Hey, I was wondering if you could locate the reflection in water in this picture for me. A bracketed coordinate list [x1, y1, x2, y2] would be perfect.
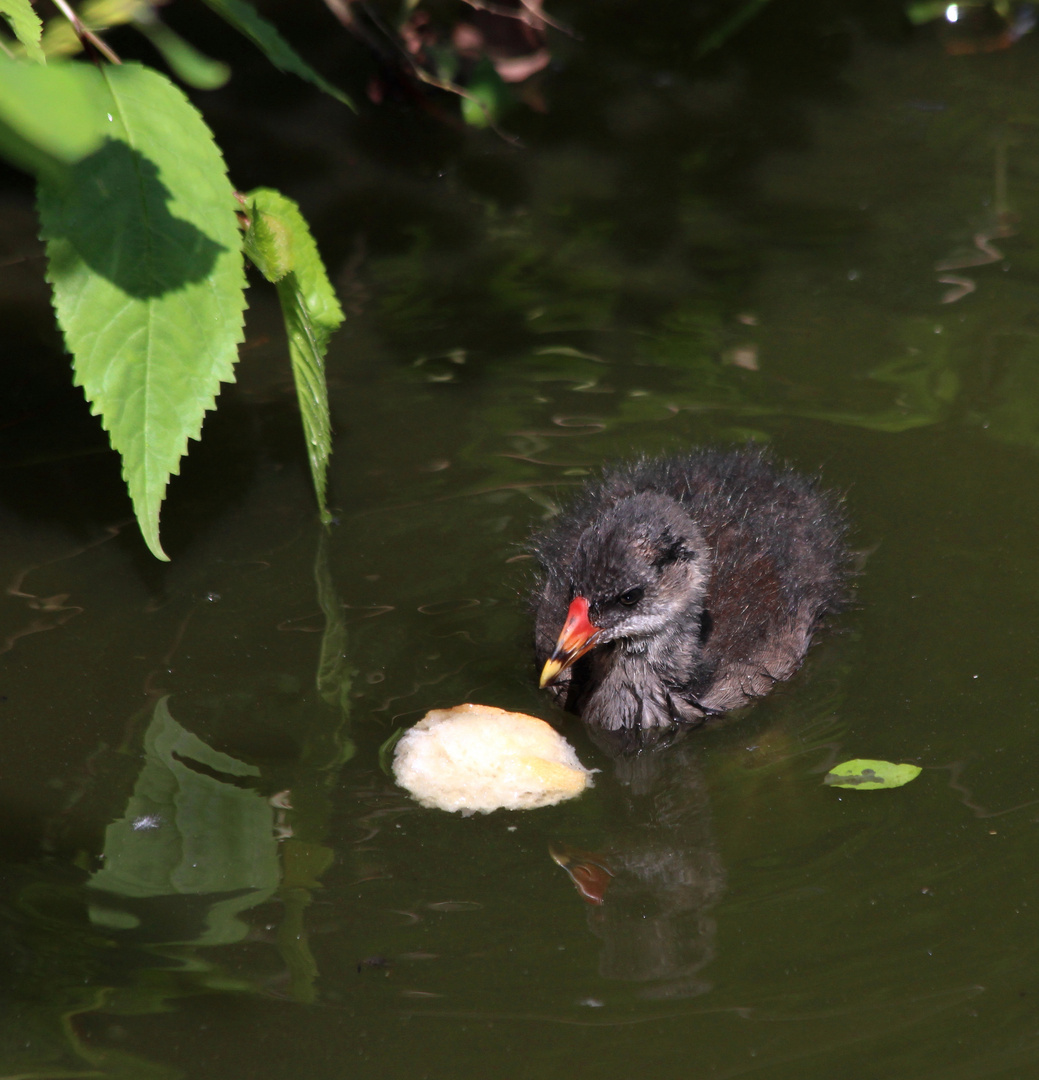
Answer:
[935, 132, 1018, 304]
[88, 697, 279, 944]
[555, 738, 726, 1000]
[0, 532, 358, 1077]
[550, 843, 614, 904]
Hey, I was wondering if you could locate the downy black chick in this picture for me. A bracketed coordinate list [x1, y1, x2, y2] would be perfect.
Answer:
[532, 447, 847, 737]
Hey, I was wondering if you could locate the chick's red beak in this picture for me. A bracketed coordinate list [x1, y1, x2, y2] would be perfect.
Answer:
[539, 596, 602, 688]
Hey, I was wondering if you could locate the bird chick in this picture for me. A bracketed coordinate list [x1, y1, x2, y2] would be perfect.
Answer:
[531, 448, 847, 737]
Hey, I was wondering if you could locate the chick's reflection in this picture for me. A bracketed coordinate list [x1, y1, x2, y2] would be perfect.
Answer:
[552, 741, 725, 999]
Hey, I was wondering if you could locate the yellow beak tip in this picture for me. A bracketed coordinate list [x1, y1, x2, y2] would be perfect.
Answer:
[539, 660, 563, 689]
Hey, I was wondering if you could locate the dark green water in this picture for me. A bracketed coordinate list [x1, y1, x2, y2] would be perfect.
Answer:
[3, 3, 1039, 1077]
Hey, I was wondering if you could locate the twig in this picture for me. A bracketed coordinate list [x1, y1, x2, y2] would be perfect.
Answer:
[460, 0, 579, 38]
[321, 0, 354, 27]
[50, 0, 122, 64]
[406, 64, 523, 146]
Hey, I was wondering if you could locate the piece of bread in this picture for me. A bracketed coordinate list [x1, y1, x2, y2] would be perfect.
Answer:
[393, 703, 593, 814]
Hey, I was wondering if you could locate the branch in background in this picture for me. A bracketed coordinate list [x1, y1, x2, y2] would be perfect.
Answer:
[460, 0, 578, 39]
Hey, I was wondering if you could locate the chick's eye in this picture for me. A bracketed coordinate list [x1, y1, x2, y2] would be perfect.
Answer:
[617, 587, 644, 607]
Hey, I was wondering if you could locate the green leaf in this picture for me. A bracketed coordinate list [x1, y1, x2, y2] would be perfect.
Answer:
[38, 62, 246, 560]
[244, 187, 343, 522]
[461, 56, 510, 128]
[0, 0, 43, 63]
[242, 188, 294, 282]
[824, 759, 923, 790]
[199, 0, 353, 107]
[133, 12, 232, 90]
[0, 54, 105, 175]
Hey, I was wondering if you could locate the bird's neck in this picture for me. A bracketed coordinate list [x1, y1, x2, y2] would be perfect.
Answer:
[575, 605, 706, 732]
[584, 642, 706, 732]
[618, 603, 704, 684]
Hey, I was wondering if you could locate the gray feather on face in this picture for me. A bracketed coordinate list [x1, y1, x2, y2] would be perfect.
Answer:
[531, 448, 848, 740]
[569, 492, 711, 646]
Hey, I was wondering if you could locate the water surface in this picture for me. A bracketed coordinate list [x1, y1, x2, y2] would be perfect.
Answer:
[2, 4, 1039, 1077]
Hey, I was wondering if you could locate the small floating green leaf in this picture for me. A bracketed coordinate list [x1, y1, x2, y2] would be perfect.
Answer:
[824, 759, 922, 790]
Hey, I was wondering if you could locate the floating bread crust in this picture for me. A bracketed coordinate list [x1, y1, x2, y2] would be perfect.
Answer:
[392, 703, 593, 814]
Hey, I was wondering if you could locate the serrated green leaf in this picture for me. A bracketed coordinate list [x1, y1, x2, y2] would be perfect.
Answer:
[38, 62, 246, 560]
[200, 0, 353, 108]
[244, 187, 342, 522]
[242, 190, 294, 282]
[824, 759, 923, 790]
[0, 54, 105, 175]
[0, 0, 43, 63]
[278, 276, 334, 516]
[244, 188, 344, 335]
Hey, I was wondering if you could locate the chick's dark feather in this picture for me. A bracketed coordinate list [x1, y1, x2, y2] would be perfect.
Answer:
[531, 447, 848, 735]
